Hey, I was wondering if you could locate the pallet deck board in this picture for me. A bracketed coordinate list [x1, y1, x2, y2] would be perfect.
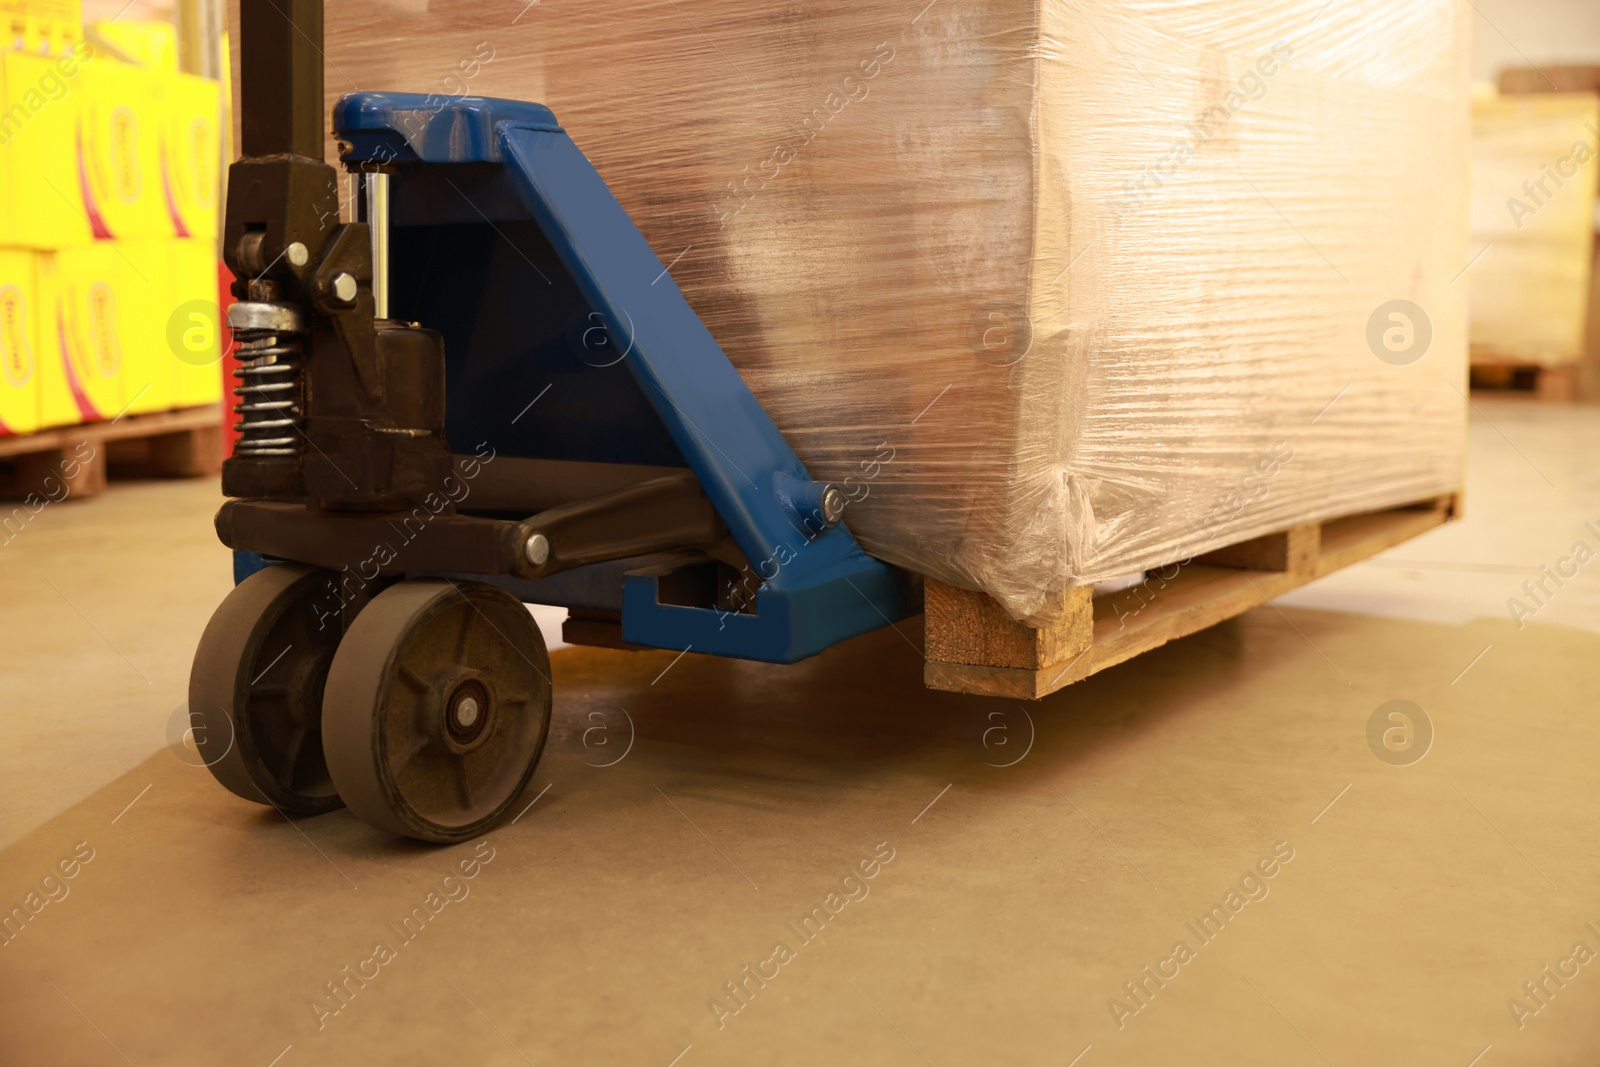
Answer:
[0, 404, 223, 458]
[0, 405, 223, 500]
[924, 493, 1459, 700]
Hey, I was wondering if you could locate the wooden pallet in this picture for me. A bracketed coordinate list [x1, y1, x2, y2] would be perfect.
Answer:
[1468, 359, 1579, 402]
[0, 405, 223, 502]
[924, 492, 1462, 700]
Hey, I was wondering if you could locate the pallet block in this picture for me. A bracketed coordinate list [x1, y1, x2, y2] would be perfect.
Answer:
[0, 405, 223, 502]
[108, 423, 226, 479]
[1196, 522, 1320, 572]
[922, 582, 1093, 670]
[924, 492, 1461, 699]
[4, 441, 106, 500]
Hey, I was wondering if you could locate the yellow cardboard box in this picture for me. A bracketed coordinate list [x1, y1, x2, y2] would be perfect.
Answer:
[115, 237, 222, 413]
[169, 238, 222, 406]
[1471, 92, 1600, 366]
[90, 18, 172, 70]
[111, 239, 172, 415]
[76, 52, 164, 242]
[0, 0, 80, 58]
[39, 242, 136, 426]
[0, 247, 40, 435]
[154, 72, 220, 239]
[0, 43, 94, 247]
[38, 239, 222, 427]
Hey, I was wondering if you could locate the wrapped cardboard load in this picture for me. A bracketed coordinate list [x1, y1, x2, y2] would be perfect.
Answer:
[1469, 91, 1599, 368]
[304, 0, 1470, 621]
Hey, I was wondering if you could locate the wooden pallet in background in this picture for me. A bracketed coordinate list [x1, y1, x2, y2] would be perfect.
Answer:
[1468, 359, 1579, 402]
[924, 491, 1462, 700]
[0, 405, 224, 502]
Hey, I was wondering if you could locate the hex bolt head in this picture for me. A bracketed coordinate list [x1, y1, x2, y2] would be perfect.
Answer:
[524, 533, 551, 567]
[821, 485, 846, 525]
[285, 241, 309, 267]
[331, 272, 358, 304]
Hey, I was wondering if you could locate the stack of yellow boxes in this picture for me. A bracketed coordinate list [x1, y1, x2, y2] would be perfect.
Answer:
[0, 0, 223, 438]
[1470, 90, 1600, 370]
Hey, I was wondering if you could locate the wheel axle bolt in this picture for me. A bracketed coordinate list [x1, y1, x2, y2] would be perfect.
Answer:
[524, 533, 550, 567]
[455, 695, 480, 728]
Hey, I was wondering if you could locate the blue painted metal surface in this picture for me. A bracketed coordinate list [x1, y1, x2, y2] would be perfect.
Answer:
[234, 550, 273, 584]
[327, 92, 912, 663]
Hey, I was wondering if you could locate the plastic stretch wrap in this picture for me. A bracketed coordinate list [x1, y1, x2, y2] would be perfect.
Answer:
[309, 0, 1471, 622]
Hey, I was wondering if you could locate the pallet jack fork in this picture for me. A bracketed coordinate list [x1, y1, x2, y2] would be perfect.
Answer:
[191, 0, 915, 842]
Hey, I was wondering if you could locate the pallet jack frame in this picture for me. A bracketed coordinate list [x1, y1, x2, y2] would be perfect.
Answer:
[191, 0, 914, 842]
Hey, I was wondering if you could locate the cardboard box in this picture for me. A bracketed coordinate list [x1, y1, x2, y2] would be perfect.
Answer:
[75, 52, 164, 241]
[36, 239, 221, 430]
[154, 72, 220, 239]
[39, 242, 135, 426]
[113, 239, 172, 415]
[0, 28, 190, 249]
[90, 18, 173, 71]
[0, 0, 80, 58]
[0, 247, 40, 434]
[1470, 92, 1600, 366]
[0, 44, 94, 247]
[323, 0, 1472, 616]
[169, 238, 222, 407]
[114, 239, 222, 414]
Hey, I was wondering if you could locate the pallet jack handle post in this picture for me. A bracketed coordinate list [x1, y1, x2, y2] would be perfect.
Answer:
[238, 0, 325, 160]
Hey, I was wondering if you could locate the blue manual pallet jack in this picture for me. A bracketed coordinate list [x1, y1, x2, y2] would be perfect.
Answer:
[191, 1, 916, 842]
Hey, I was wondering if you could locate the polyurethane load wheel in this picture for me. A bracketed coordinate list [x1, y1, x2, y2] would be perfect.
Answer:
[188, 562, 346, 814]
[321, 579, 553, 844]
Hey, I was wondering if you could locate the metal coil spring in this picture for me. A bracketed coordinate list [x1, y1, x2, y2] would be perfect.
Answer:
[231, 303, 304, 458]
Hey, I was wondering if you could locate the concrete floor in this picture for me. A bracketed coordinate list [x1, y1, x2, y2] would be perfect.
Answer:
[1, 398, 1597, 1065]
